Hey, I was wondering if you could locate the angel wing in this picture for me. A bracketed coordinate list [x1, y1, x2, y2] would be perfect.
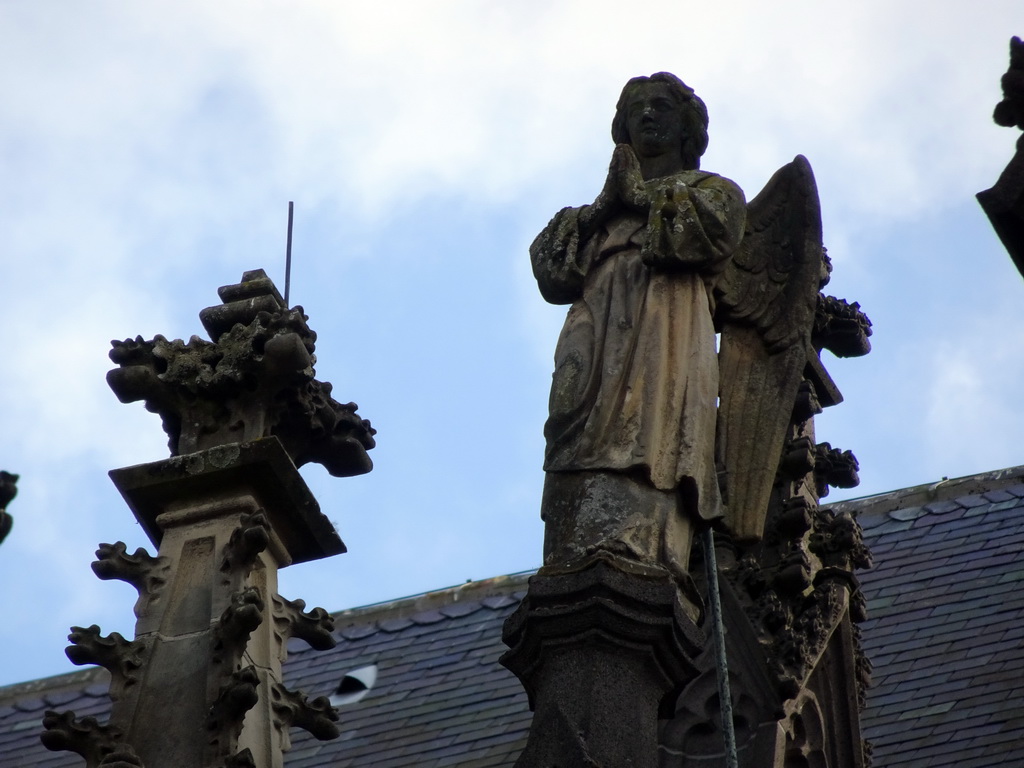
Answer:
[714, 155, 824, 542]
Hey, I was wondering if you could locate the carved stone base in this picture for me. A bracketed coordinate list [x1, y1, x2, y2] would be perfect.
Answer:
[541, 471, 698, 592]
[108, 437, 344, 565]
[501, 554, 704, 768]
[47, 437, 345, 768]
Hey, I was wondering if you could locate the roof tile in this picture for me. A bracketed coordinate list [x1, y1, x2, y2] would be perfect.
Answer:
[481, 595, 518, 610]
[410, 610, 447, 626]
[922, 500, 965, 515]
[340, 624, 381, 641]
[440, 603, 485, 619]
[981, 489, 1016, 503]
[890, 507, 928, 521]
[379, 617, 416, 632]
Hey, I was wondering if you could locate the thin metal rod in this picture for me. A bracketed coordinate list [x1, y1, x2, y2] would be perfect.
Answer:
[702, 527, 739, 768]
[284, 201, 294, 307]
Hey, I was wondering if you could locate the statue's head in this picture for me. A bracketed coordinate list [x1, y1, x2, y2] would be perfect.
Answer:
[612, 72, 709, 171]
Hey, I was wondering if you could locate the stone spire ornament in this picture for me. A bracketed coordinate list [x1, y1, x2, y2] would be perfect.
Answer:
[106, 268, 374, 476]
[42, 269, 374, 768]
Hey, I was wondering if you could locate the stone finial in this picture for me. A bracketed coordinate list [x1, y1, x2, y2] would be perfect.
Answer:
[106, 269, 375, 477]
[46, 268, 369, 768]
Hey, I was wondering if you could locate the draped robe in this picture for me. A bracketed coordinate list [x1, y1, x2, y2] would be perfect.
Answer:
[532, 169, 746, 534]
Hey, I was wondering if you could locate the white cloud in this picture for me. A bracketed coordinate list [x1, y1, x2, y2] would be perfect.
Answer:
[1, 0, 1022, 685]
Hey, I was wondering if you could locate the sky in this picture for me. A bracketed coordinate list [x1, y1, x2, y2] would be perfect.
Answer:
[1, 1, 1021, 687]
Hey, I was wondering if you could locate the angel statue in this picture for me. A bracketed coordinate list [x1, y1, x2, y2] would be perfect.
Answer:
[532, 72, 822, 591]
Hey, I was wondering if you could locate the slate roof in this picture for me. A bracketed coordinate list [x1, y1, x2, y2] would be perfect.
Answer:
[284, 576, 532, 767]
[831, 466, 1024, 767]
[3, 466, 1024, 767]
[0, 574, 534, 768]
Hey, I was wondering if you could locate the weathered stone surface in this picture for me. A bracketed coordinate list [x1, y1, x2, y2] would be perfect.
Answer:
[108, 437, 344, 566]
[107, 269, 375, 478]
[533, 73, 827, 567]
[814, 296, 872, 358]
[40, 710, 131, 768]
[65, 626, 145, 694]
[539, 470, 699, 603]
[46, 439, 347, 768]
[813, 442, 861, 499]
[502, 554, 703, 768]
[208, 666, 261, 734]
[214, 587, 265, 664]
[92, 542, 170, 622]
[272, 595, 337, 651]
[269, 683, 340, 744]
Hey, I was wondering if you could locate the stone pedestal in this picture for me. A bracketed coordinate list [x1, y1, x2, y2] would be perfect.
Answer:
[501, 554, 704, 768]
[43, 438, 342, 768]
[106, 437, 342, 768]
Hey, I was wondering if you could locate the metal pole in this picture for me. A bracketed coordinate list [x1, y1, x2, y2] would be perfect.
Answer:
[702, 527, 739, 768]
[284, 201, 294, 307]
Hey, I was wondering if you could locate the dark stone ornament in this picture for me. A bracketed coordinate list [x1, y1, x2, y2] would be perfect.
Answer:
[41, 711, 132, 768]
[978, 36, 1024, 275]
[207, 666, 261, 734]
[664, 496, 874, 767]
[814, 296, 873, 358]
[224, 748, 256, 768]
[270, 683, 341, 745]
[221, 512, 272, 574]
[97, 747, 146, 768]
[213, 588, 265, 664]
[813, 443, 861, 499]
[993, 35, 1024, 131]
[65, 625, 146, 694]
[44, 270, 368, 768]
[272, 595, 337, 651]
[0, 470, 18, 546]
[107, 269, 375, 477]
[92, 542, 170, 621]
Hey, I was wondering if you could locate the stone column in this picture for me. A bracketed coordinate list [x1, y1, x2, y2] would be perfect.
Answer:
[502, 554, 703, 768]
[100, 439, 340, 768]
